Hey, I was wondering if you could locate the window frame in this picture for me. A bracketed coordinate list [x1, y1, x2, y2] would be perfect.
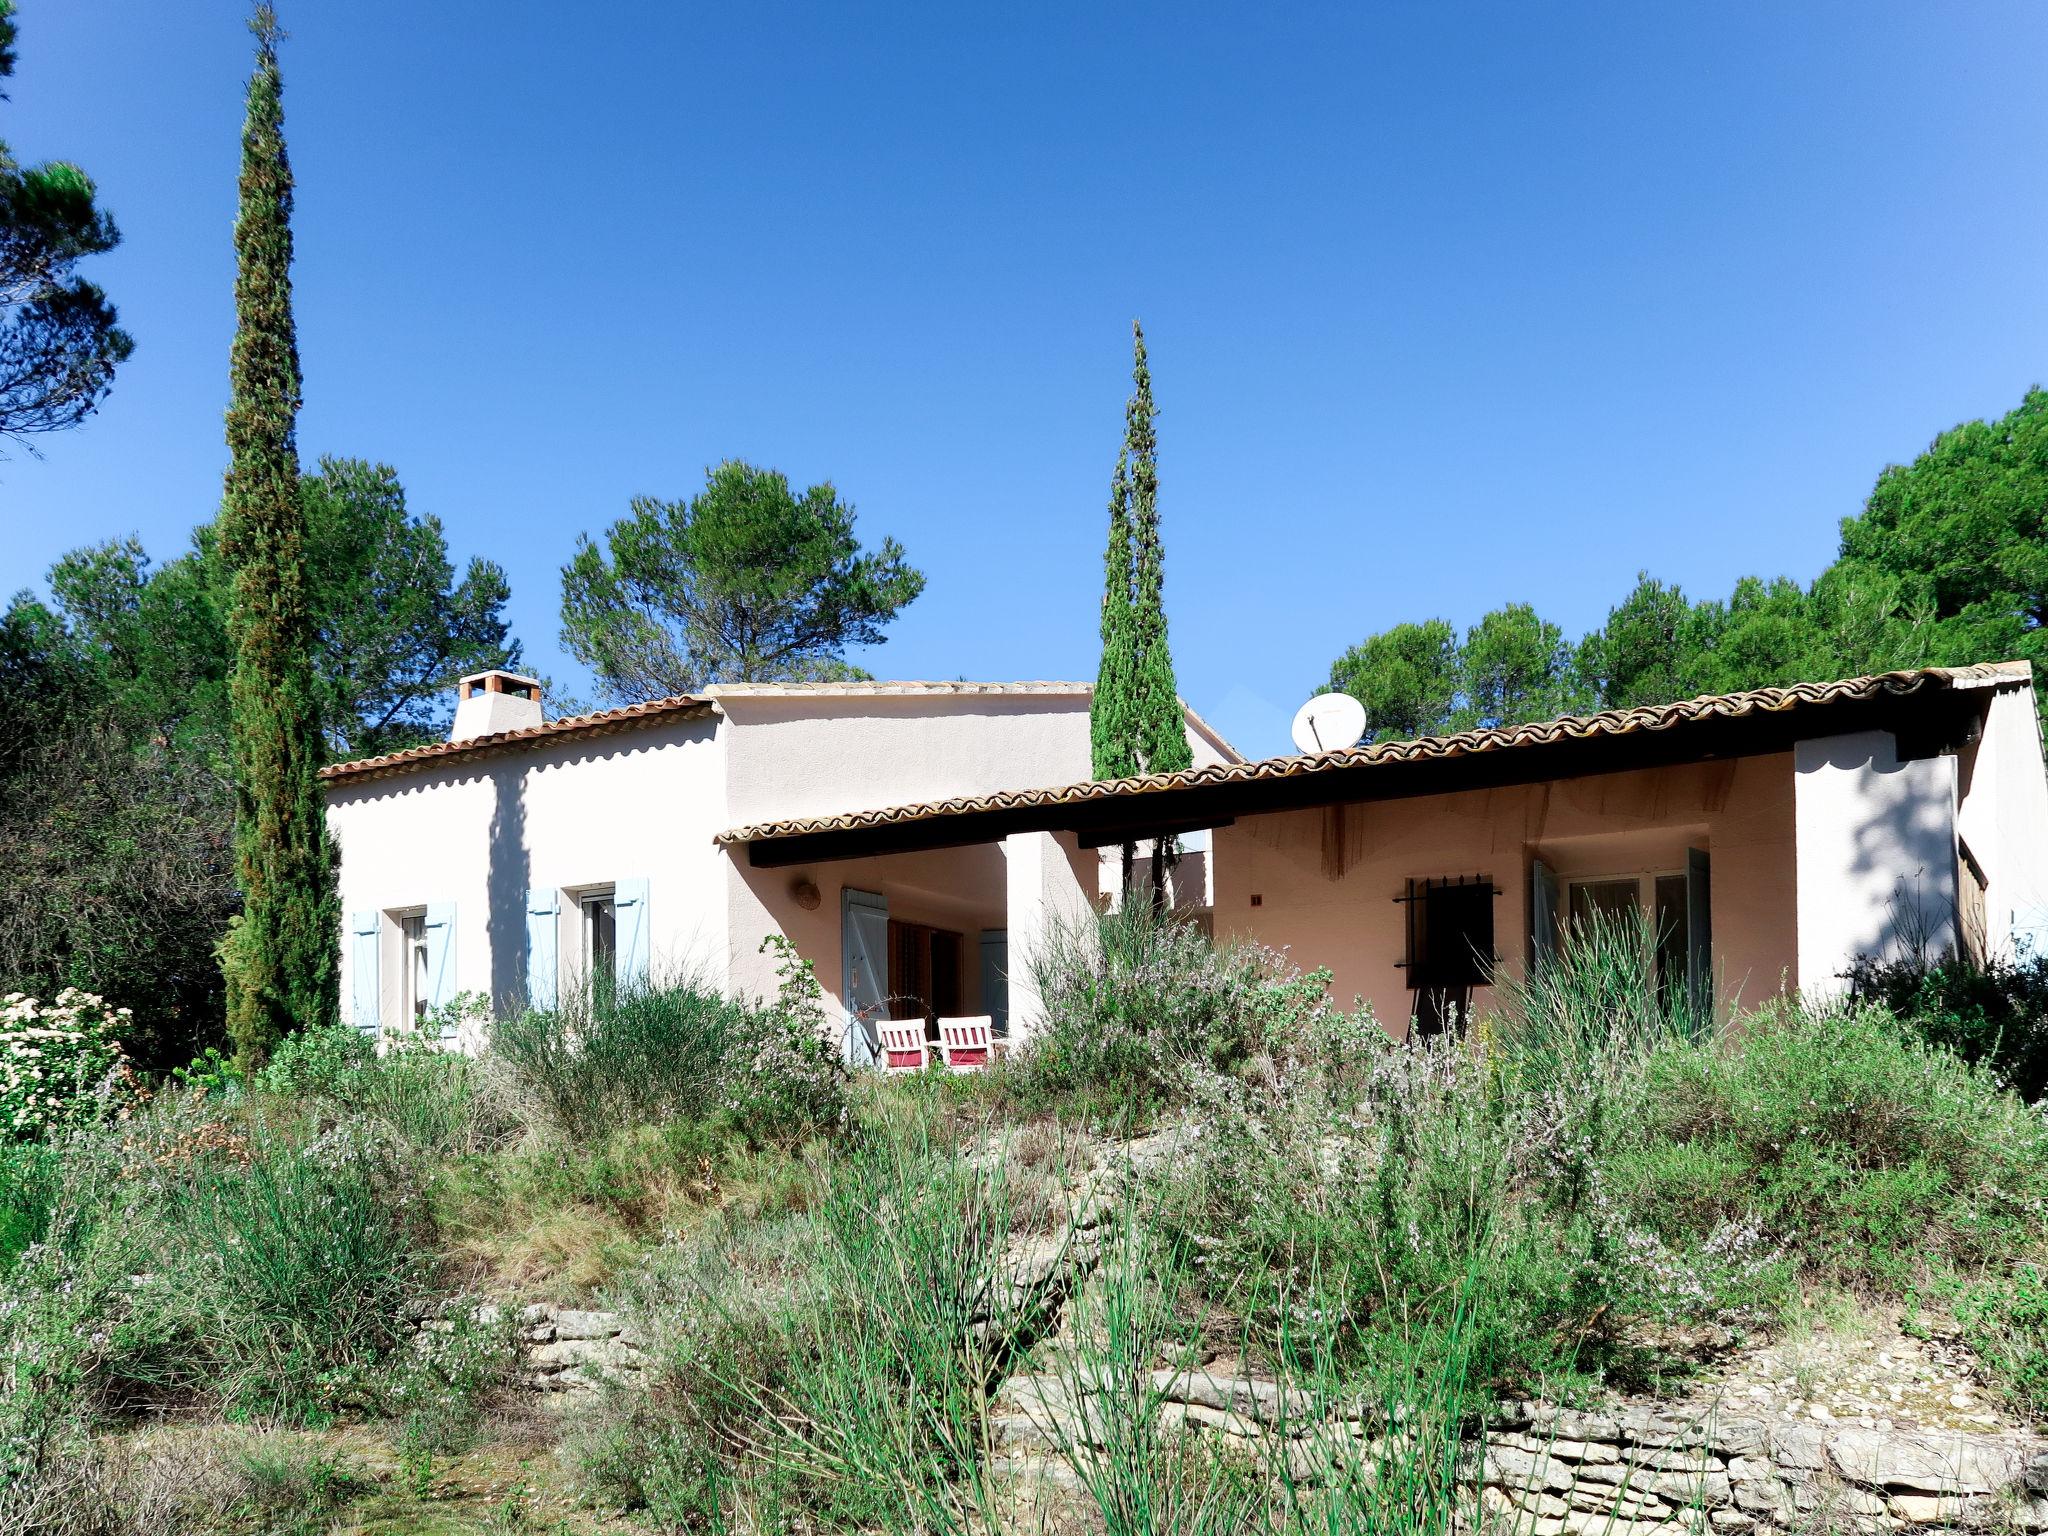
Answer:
[579, 885, 618, 993]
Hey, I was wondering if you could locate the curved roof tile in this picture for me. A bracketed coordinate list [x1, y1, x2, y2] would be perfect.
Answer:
[718, 662, 2031, 845]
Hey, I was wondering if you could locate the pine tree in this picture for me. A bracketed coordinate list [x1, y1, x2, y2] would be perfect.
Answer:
[217, 4, 337, 1065]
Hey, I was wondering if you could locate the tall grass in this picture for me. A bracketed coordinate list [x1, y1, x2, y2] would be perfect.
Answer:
[493, 972, 759, 1141]
[591, 1124, 1043, 1530]
[493, 957, 845, 1146]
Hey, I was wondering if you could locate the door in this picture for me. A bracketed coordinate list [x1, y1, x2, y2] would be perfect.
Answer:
[1528, 858, 1559, 973]
[841, 888, 889, 1067]
[979, 930, 1009, 1037]
[1685, 847, 1713, 1025]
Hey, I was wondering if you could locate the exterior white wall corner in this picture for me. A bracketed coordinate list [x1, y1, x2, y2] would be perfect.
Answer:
[1793, 729, 1959, 999]
[1001, 830, 1098, 1042]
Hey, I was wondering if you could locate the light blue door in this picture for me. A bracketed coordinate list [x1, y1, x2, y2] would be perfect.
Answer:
[615, 878, 651, 992]
[842, 888, 888, 1067]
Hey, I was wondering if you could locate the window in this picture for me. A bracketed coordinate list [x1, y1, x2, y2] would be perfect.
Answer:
[582, 889, 617, 992]
[403, 911, 430, 1026]
[1566, 871, 1691, 1005]
[1400, 876, 1498, 1035]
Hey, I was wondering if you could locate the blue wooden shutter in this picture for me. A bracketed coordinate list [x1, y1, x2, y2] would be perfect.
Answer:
[349, 911, 380, 1036]
[978, 929, 1010, 1037]
[615, 878, 651, 992]
[842, 888, 888, 1067]
[424, 902, 458, 1026]
[526, 887, 559, 1011]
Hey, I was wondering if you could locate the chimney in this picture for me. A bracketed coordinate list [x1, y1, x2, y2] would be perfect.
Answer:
[451, 670, 544, 742]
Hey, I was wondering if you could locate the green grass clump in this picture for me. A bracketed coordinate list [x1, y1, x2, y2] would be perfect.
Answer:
[492, 943, 845, 1147]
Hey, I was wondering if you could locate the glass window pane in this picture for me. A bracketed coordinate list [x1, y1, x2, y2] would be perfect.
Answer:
[588, 896, 616, 987]
[1568, 878, 1639, 933]
[1654, 874, 1689, 1004]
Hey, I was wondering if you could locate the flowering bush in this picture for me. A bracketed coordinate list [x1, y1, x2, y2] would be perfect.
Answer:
[1012, 904, 1348, 1120]
[0, 989, 142, 1141]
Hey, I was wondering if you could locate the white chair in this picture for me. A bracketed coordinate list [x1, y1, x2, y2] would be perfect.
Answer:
[877, 1018, 931, 1074]
[937, 1015, 995, 1074]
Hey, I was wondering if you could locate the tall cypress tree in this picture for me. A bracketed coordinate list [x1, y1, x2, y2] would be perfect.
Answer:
[1091, 446, 1140, 890]
[1125, 322, 1189, 781]
[1090, 321, 1192, 905]
[1124, 324, 1191, 906]
[217, 4, 337, 1064]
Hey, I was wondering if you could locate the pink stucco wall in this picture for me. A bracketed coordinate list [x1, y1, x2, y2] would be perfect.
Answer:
[1210, 753, 1798, 1035]
[726, 842, 1009, 1017]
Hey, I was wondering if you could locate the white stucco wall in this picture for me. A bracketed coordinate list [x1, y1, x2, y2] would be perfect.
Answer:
[330, 685, 1231, 1046]
[1002, 830, 1099, 1041]
[1955, 683, 2048, 958]
[327, 715, 728, 1027]
[1793, 729, 1958, 997]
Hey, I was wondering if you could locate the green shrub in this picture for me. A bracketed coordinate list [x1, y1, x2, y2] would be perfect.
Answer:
[0, 1092, 438, 1443]
[1618, 1002, 2048, 1282]
[1847, 950, 2048, 1101]
[1010, 904, 1341, 1123]
[1953, 1264, 2048, 1421]
[494, 941, 844, 1145]
[588, 1127, 1033, 1528]
[0, 1139, 55, 1271]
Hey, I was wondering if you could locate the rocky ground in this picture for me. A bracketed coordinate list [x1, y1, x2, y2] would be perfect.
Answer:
[1673, 1311, 2032, 1438]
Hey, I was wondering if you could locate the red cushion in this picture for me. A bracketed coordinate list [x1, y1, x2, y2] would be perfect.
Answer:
[886, 1048, 924, 1069]
[949, 1047, 989, 1067]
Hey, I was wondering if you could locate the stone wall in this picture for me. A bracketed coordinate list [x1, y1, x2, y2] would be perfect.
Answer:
[1485, 1402, 2048, 1535]
[413, 1300, 648, 1395]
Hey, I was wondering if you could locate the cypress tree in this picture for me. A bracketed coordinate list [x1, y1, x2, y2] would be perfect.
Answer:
[1123, 323, 1191, 906]
[1091, 446, 1141, 891]
[217, 4, 338, 1065]
[1090, 321, 1192, 905]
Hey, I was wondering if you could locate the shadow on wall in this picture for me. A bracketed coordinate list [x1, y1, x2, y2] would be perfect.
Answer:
[1819, 733, 1960, 967]
[486, 761, 529, 1017]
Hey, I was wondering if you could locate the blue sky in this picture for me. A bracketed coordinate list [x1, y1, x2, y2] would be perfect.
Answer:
[6, 1, 2047, 757]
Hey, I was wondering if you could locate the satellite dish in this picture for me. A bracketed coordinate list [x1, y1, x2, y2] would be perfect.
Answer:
[1292, 691, 1367, 755]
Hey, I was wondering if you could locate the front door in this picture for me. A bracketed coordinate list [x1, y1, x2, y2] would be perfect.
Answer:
[841, 888, 889, 1067]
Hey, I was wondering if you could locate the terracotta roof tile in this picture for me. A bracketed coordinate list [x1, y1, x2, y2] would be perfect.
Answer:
[319, 694, 715, 785]
[718, 662, 2031, 846]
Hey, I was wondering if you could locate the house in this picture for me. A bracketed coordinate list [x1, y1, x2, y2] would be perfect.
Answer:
[716, 662, 2048, 1036]
[318, 672, 1238, 1058]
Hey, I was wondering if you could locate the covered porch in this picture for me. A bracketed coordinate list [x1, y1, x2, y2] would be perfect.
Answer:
[719, 666, 2023, 1048]
[725, 829, 1097, 1066]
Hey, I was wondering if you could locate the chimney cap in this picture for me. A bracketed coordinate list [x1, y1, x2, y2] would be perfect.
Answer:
[458, 669, 544, 700]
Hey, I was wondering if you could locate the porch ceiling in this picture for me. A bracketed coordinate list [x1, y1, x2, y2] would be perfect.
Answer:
[723, 663, 2027, 869]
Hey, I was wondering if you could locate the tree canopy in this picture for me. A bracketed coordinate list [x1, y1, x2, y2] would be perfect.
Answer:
[18, 457, 517, 762]
[560, 460, 925, 703]
[0, 0, 134, 452]
[1325, 384, 2048, 736]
